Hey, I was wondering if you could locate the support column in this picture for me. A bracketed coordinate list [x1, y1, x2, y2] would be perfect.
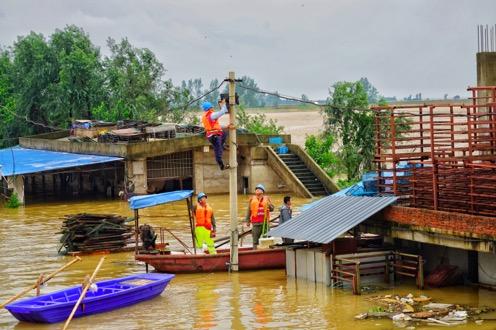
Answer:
[126, 158, 148, 194]
[7, 175, 25, 204]
[477, 52, 496, 86]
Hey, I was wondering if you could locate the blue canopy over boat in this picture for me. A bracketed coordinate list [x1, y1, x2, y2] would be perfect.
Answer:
[128, 190, 194, 210]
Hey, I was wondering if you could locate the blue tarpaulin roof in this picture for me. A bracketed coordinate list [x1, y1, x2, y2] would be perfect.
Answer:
[0, 146, 123, 177]
[128, 190, 194, 210]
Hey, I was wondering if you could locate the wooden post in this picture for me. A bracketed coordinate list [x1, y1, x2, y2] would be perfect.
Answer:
[354, 261, 361, 295]
[186, 198, 197, 254]
[134, 209, 139, 255]
[417, 255, 424, 289]
[384, 253, 390, 283]
[228, 71, 239, 272]
[62, 257, 105, 330]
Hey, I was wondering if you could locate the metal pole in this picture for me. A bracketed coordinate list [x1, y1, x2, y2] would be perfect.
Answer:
[186, 198, 197, 254]
[228, 71, 239, 272]
[477, 25, 480, 53]
[134, 209, 139, 254]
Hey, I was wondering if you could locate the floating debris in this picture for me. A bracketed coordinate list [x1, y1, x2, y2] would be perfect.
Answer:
[356, 293, 495, 328]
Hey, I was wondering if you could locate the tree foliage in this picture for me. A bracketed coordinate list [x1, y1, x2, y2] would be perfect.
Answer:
[323, 81, 373, 181]
[0, 26, 199, 144]
[236, 105, 283, 135]
[359, 77, 379, 104]
[304, 134, 340, 177]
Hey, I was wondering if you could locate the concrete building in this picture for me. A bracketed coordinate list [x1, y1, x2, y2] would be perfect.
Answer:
[0, 130, 337, 204]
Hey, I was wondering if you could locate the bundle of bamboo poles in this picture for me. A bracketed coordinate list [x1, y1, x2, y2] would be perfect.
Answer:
[58, 214, 132, 254]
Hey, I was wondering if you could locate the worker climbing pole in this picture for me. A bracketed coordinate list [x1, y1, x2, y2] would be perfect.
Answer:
[228, 71, 239, 272]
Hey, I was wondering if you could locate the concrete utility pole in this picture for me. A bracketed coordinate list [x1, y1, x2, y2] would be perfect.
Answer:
[228, 71, 239, 272]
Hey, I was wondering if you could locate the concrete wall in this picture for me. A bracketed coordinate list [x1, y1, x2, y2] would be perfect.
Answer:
[18, 132, 302, 196]
[7, 176, 24, 204]
[477, 52, 496, 86]
[193, 147, 230, 194]
[421, 244, 469, 274]
[127, 159, 147, 194]
[193, 145, 291, 195]
[248, 147, 292, 194]
[478, 252, 496, 286]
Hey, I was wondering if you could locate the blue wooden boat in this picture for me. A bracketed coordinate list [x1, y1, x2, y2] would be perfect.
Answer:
[5, 273, 174, 323]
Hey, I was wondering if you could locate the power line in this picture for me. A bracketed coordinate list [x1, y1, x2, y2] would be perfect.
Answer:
[237, 83, 372, 112]
[237, 84, 325, 107]
[176, 80, 226, 110]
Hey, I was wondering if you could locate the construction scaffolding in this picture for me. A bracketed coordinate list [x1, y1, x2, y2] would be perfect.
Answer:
[373, 86, 496, 217]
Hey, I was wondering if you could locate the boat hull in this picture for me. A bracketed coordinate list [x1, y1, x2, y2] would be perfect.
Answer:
[135, 248, 286, 273]
[5, 273, 174, 323]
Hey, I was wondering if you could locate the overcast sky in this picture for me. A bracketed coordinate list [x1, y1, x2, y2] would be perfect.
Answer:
[1, 0, 494, 100]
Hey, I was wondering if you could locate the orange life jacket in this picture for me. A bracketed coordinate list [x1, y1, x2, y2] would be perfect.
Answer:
[195, 203, 213, 230]
[202, 110, 223, 138]
[249, 196, 270, 224]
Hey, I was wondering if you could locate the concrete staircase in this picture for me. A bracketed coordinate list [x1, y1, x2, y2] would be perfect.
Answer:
[277, 151, 328, 196]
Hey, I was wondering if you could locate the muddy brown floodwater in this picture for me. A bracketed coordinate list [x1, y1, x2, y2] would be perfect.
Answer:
[1, 194, 495, 329]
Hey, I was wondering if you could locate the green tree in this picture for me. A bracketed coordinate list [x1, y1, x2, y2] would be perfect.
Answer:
[49, 25, 103, 122]
[236, 105, 283, 134]
[205, 78, 220, 104]
[237, 76, 261, 107]
[323, 81, 372, 181]
[0, 49, 17, 147]
[359, 77, 379, 104]
[100, 37, 167, 121]
[11, 31, 58, 135]
[304, 134, 340, 177]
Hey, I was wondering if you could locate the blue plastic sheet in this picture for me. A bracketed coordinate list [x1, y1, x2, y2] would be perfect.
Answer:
[0, 146, 122, 176]
[128, 190, 193, 210]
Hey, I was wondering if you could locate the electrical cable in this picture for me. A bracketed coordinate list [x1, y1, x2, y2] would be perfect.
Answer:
[237, 83, 372, 112]
[176, 80, 226, 111]
[237, 83, 325, 107]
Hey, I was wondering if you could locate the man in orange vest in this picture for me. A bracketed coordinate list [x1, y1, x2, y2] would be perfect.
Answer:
[244, 184, 274, 249]
[193, 192, 217, 254]
[201, 99, 230, 170]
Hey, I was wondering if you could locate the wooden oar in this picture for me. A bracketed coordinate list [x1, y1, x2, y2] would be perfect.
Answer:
[62, 256, 105, 330]
[0, 256, 82, 309]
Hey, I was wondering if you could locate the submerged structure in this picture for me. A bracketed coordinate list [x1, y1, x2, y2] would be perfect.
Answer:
[0, 126, 336, 204]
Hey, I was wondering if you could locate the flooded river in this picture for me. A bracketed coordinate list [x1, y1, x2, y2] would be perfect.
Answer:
[1, 194, 495, 329]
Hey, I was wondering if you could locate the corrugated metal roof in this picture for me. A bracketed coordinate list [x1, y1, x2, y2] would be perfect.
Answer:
[268, 196, 397, 244]
[0, 146, 123, 176]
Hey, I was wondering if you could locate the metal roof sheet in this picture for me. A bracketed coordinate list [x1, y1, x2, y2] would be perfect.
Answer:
[0, 146, 122, 177]
[268, 196, 397, 244]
